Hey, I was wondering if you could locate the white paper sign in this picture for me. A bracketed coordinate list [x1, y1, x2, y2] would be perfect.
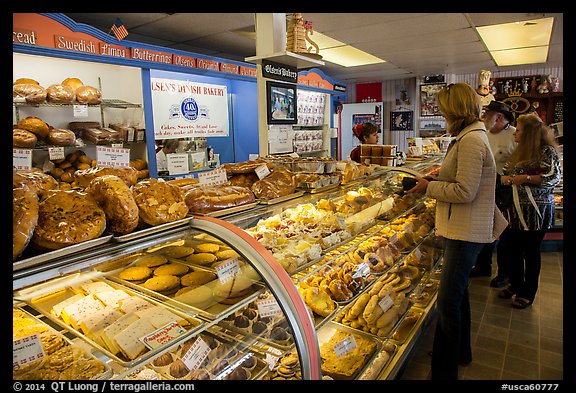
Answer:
[96, 146, 130, 168]
[198, 168, 227, 185]
[13, 334, 46, 370]
[48, 147, 65, 161]
[167, 153, 190, 175]
[151, 78, 229, 139]
[378, 294, 394, 313]
[140, 321, 186, 350]
[265, 346, 283, 370]
[333, 334, 357, 358]
[215, 257, 241, 283]
[255, 164, 271, 180]
[13, 149, 33, 170]
[256, 299, 282, 318]
[268, 124, 295, 154]
[181, 336, 211, 371]
[73, 104, 89, 117]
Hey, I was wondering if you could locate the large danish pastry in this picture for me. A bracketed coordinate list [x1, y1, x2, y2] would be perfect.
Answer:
[85, 174, 139, 235]
[31, 189, 106, 250]
[132, 178, 189, 226]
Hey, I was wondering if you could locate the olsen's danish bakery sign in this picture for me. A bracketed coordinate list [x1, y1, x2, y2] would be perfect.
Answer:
[151, 78, 229, 139]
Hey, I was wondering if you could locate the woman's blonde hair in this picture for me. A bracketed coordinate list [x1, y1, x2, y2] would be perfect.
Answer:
[509, 113, 559, 168]
[436, 83, 482, 135]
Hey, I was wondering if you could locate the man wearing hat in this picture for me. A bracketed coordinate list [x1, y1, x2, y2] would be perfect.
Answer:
[470, 101, 517, 288]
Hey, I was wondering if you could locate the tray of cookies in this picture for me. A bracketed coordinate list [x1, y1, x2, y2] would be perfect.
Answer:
[124, 330, 269, 380]
[15, 274, 205, 369]
[104, 249, 266, 321]
[13, 304, 112, 380]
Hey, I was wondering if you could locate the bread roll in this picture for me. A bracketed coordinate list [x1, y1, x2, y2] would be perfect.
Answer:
[75, 85, 102, 104]
[17, 117, 50, 139]
[184, 185, 255, 214]
[61, 77, 84, 92]
[86, 175, 139, 235]
[132, 178, 189, 226]
[13, 129, 38, 148]
[14, 78, 39, 85]
[31, 189, 106, 250]
[46, 84, 75, 104]
[13, 184, 39, 260]
[47, 128, 76, 147]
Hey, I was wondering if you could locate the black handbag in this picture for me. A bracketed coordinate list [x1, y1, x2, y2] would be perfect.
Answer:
[495, 173, 513, 211]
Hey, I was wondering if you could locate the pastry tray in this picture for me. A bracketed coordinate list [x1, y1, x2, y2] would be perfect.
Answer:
[13, 234, 113, 272]
[112, 217, 194, 243]
[190, 202, 259, 218]
[13, 305, 113, 380]
[316, 321, 382, 380]
[18, 275, 205, 369]
[388, 307, 424, 344]
[257, 190, 305, 205]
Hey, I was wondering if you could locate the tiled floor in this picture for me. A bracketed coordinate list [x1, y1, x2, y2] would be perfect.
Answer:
[398, 251, 563, 380]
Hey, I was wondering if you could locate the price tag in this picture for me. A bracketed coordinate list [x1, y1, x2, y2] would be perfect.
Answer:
[181, 336, 211, 371]
[413, 283, 425, 298]
[96, 146, 130, 168]
[248, 154, 259, 161]
[198, 168, 227, 185]
[265, 346, 283, 370]
[378, 294, 394, 313]
[13, 149, 32, 170]
[333, 334, 357, 358]
[13, 334, 45, 370]
[167, 153, 190, 175]
[140, 321, 186, 350]
[73, 104, 89, 117]
[256, 298, 282, 318]
[215, 257, 241, 283]
[48, 147, 65, 161]
[111, 143, 124, 148]
[336, 215, 347, 229]
[255, 164, 271, 180]
[352, 262, 371, 279]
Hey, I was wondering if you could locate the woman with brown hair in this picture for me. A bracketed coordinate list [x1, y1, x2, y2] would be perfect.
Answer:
[349, 122, 379, 163]
[498, 113, 561, 309]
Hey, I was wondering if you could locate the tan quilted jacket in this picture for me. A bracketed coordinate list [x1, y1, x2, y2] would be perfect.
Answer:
[426, 121, 498, 243]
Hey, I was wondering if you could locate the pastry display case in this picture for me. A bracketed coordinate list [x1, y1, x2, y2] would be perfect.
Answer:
[13, 160, 444, 380]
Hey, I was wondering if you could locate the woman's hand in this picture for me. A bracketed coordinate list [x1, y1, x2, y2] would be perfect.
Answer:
[407, 177, 429, 194]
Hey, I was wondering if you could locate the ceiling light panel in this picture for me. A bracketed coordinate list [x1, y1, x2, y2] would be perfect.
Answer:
[490, 46, 549, 66]
[477, 17, 554, 51]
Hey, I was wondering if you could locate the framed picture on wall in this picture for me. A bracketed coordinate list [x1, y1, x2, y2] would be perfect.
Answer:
[420, 83, 446, 116]
[390, 111, 413, 131]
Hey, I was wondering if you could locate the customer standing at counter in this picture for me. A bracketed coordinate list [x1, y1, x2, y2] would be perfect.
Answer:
[349, 122, 379, 163]
[408, 83, 506, 380]
[498, 113, 561, 309]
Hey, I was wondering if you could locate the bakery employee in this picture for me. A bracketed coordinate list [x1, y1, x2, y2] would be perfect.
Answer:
[156, 139, 180, 173]
[349, 122, 379, 163]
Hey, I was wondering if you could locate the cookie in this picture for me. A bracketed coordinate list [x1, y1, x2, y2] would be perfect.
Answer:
[119, 266, 153, 282]
[186, 252, 217, 265]
[181, 271, 217, 286]
[134, 254, 168, 268]
[153, 263, 189, 277]
[215, 249, 240, 261]
[174, 286, 198, 296]
[141, 275, 180, 293]
[159, 245, 195, 259]
[193, 243, 220, 254]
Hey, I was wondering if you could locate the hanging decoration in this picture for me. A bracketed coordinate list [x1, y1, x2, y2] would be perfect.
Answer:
[286, 13, 322, 60]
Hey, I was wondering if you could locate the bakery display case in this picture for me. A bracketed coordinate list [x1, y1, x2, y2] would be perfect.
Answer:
[13, 161, 444, 380]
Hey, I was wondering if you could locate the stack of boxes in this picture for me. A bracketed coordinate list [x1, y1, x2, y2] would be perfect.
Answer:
[359, 144, 398, 166]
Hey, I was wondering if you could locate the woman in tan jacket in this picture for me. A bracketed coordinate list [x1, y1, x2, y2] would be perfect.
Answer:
[408, 82, 506, 380]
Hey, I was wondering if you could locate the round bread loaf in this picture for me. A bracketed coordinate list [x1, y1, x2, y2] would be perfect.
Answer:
[74, 166, 138, 188]
[47, 128, 76, 147]
[14, 78, 39, 85]
[132, 178, 189, 226]
[31, 189, 106, 250]
[13, 170, 59, 199]
[184, 185, 255, 214]
[13, 83, 46, 102]
[61, 77, 84, 92]
[85, 174, 139, 235]
[75, 85, 102, 104]
[17, 117, 50, 139]
[13, 184, 39, 260]
[46, 84, 75, 104]
[13, 129, 38, 148]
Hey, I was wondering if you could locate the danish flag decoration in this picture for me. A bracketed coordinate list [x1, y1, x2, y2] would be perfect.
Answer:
[111, 18, 129, 41]
[304, 20, 313, 30]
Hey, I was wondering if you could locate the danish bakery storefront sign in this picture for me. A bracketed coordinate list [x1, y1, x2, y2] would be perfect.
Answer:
[151, 78, 229, 139]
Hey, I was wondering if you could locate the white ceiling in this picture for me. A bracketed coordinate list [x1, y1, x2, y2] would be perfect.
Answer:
[63, 13, 563, 84]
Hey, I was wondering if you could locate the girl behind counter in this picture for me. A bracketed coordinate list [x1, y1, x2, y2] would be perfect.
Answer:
[350, 122, 379, 163]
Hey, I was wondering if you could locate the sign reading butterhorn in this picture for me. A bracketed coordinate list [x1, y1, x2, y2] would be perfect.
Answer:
[262, 59, 298, 83]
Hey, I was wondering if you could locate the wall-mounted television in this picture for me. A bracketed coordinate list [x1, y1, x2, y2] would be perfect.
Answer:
[266, 80, 297, 124]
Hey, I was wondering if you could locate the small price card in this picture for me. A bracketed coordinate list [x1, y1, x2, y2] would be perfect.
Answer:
[48, 147, 65, 161]
[352, 262, 371, 279]
[255, 164, 271, 180]
[13, 148, 32, 170]
[256, 298, 282, 318]
[265, 346, 283, 370]
[13, 334, 45, 370]
[413, 247, 422, 260]
[333, 334, 357, 358]
[96, 146, 130, 168]
[140, 321, 186, 350]
[378, 294, 394, 313]
[389, 232, 398, 244]
[167, 153, 190, 175]
[215, 257, 241, 284]
[181, 336, 211, 371]
[198, 168, 227, 185]
[73, 104, 89, 117]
